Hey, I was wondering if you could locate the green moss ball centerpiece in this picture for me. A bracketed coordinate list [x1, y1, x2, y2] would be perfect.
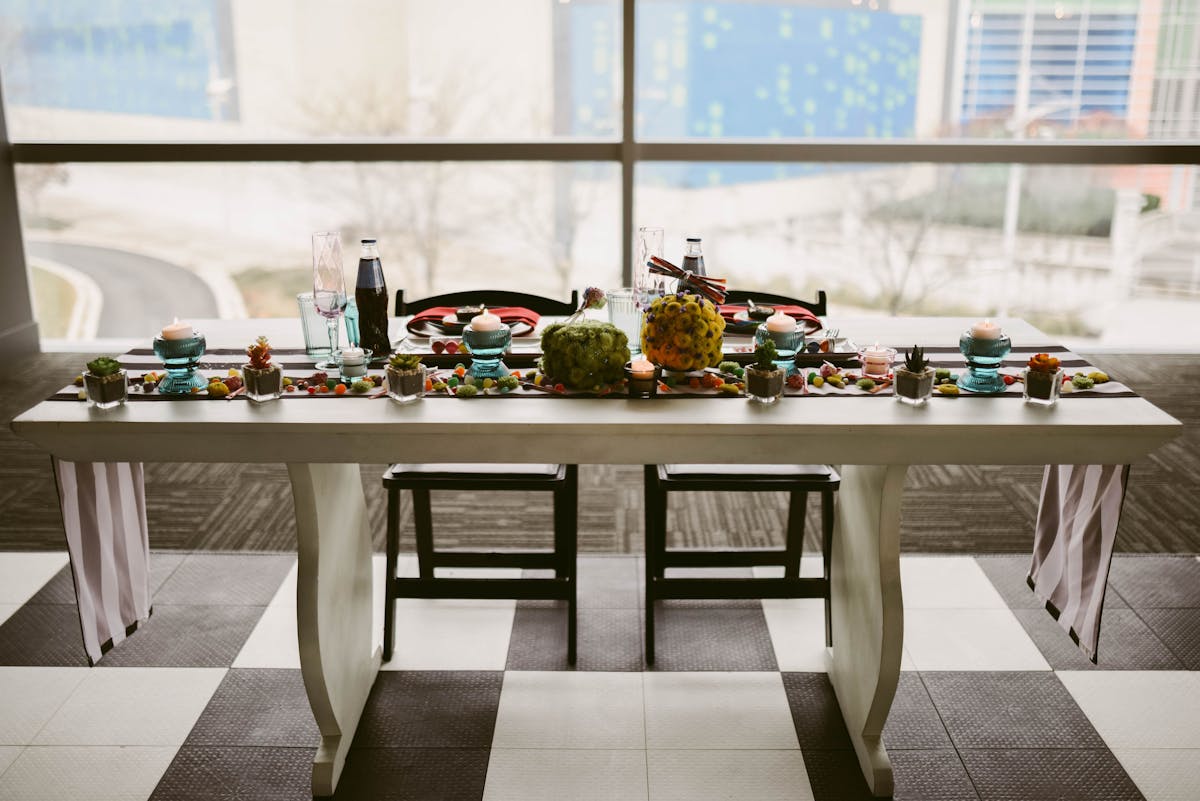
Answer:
[539, 319, 631, 390]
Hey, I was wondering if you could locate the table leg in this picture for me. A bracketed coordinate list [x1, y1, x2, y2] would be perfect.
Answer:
[288, 463, 382, 797]
[824, 464, 907, 798]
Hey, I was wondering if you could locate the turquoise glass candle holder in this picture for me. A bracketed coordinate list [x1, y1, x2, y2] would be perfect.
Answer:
[463, 325, 511, 379]
[957, 330, 1011, 394]
[754, 324, 805, 374]
[153, 333, 207, 394]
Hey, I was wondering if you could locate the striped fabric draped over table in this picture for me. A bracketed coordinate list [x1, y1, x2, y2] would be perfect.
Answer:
[1028, 464, 1131, 663]
[52, 459, 152, 665]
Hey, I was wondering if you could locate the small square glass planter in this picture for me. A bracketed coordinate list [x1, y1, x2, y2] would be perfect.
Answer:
[1023, 368, 1063, 407]
[387, 365, 426, 403]
[84, 369, 128, 409]
[894, 367, 935, 406]
[745, 366, 785, 404]
[243, 364, 283, 402]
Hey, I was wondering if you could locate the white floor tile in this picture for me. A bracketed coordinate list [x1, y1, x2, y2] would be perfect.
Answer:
[232, 603, 300, 669]
[647, 749, 814, 801]
[900, 556, 1008, 609]
[269, 554, 401, 609]
[492, 671, 645, 749]
[752, 556, 824, 579]
[0, 667, 89, 745]
[381, 599, 515, 671]
[0, 745, 176, 801]
[0, 552, 67, 605]
[761, 598, 829, 672]
[643, 672, 799, 750]
[34, 667, 225, 746]
[1112, 749, 1200, 801]
[0, 746, 23, 777]
[483, 748, 648, 801]
[903, 608, 1050, 671]
[1058, 672, 1200, 750]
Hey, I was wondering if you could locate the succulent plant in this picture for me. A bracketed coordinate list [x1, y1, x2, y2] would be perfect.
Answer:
[86, 357, 123, 377]
[246, 336, 273, 370]
[902, 346, 929, 373]
[388, 352, 422, 371]
[1027, 353, 1061, 373]
[539, 320, 630, 389]
[751, 338, 779, 372]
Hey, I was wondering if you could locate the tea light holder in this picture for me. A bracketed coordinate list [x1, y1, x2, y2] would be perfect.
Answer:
[462, 324, 511, 379]
[957, 329, 1012, 393]
[152, 332, 207, 394]
[338, 348, 372, 385]
[624, 361, 662, 398]
[754, 325, 805, 373]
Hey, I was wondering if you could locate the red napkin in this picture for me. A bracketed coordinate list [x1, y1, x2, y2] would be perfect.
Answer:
[718, 304, 822, 334]
[406, 306, 540, 336]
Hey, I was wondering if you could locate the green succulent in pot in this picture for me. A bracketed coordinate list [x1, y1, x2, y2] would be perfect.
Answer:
[895, 345, 935, 405]
[83, 356, 128, 408]
[386, 351, 426, 403]
[745, 339, 784, 404]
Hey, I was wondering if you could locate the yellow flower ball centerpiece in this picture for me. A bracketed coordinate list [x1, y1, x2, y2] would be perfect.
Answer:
[641, 291, 726, 372]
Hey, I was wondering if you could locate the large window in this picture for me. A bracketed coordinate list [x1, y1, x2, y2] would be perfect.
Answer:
[2, 0, 1197, 347]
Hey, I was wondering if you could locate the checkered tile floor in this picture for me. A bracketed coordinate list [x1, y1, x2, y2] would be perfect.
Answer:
[1, 551, 1198, 800]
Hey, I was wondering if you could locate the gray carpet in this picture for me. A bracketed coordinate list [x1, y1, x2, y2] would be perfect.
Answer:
[2, 353, 1195, 555]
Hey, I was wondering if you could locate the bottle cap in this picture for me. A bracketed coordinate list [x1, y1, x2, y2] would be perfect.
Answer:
[361, 238, 377, 244]
[686, 237, 701, 242]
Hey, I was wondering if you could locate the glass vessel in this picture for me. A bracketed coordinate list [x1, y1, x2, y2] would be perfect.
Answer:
[607, 288, 642, 355]
[681, 237, 706, 276]
[153, 333, 207, 394]
[243, 365, 283, 403]
[623, 361, 661, 398]
[894, 368, 935, 406]
[83, 369, 128, 409]
[636, 226, 665, 303]
[387, 364, 427, 404]
[745, 366, 785, 404]
[1023, 368, 1063, 407]
[297, 292, 332, 360]
[754, 324, 804, 374]
[338, 349, 372, 386]
[957, 331, 1012, 394]
[312, 231, 348, 370]
[354, 239, 391, 354]
[462, 325, 511, 379]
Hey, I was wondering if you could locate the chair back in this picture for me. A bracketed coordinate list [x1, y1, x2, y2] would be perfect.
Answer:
[724, 289, 827, 316]
[395, 289, 579, 317]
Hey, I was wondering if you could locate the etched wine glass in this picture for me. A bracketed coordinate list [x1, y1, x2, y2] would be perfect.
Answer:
[636, 226, 665, 307]
[312, 231, 348, 370]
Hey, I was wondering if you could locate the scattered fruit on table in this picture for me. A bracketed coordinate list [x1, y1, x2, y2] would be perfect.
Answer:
[447, 376, 459, 388]
[701, 373, 724, 389]
[227, 368, 240, 377]
[1062, 382, 1075, 394]
[826, 375, 844, 388]
[223, 376, 243, 392]
[688, 376, 701, 389]
[664, 375, 677, 387]
[455, 384, 479, 397]
[1088, 371, 1109, 384]
[533, 374, 545, 386]
[812, 375, 825, 388]
[718, 383, 741, 396]
[285, 385, 296, 392]
[73, 375, 84, 387]
[445, 341, 459, 355]
[431, 381, 448, 391]
[554, 383, 566, 393]
[786, 373, 806, 389]
[718, 360, 740, 375]
[208, 381, 230, 397]
[350, 380, 372, 393]
[306, 386, 317, 395]
[318, 385, 330, 393]
[497, 375, 519, 391]
[325, 378, 337, 391]
[77, 389, 86, 400]
[282, 377, 292, 387]
[937, 384, 960, 395]
[483, 378, 495, 389]
[640, 291, 725, 372]
[1071, 374, 1095, 390]
[454, 366, 466, 378]
[334, 384, 348, 395]
[1002, 375, 1016, 386]
[424, 378, 433, 391]
[935, 368, 951, 381]
[856, 377, 876, 391]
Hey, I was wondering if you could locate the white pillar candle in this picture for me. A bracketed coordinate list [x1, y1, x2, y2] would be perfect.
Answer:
[470, 308, 502, 331]
[340, 347, 365, 365]
[160, 319, 194, 340]
[765, 311, 797, 333]
[629, 358, 655, 379]
[971, 319, 1001, 339]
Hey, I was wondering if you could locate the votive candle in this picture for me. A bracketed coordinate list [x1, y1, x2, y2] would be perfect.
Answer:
[470, 308, 502, 331]
[971, 319, 1001, 339]
[161, 319, 194, 340]
[765, 311, 797, 333]
[630, 357, 655, 379]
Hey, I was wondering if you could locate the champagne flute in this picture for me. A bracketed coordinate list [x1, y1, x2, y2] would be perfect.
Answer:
[312, 231, 348, 370]
[637, 226, 665, 307]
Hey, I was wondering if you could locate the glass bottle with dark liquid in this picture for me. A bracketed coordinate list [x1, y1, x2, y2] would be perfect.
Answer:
[355, 239, 391, 355]
[682, 237, 706, 276]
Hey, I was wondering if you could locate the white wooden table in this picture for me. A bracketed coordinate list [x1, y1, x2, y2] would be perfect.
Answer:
[12, 317, 1181, 797]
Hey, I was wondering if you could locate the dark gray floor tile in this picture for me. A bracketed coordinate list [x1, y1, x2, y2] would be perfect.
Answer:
[891, 749, 980, 801]
[506, 605, 642, 671]
[334, 748, 489, 801]
[1137, 607, 1200, 669]
[975, 555, 1127, 610]
[98, 605, 266, 667]
[154, 553, 295, 606]
[883, 673, 953, 750]
[184, 669, 319, 748]
[578, 556, 641, 609]
[28, 552, 186, 605]
[782, 673, 852, 750]
[1108, 556, 1200, 608]
[1012, 608, 1182, 671]
[798, 749, 874, 801]
[149, 745, 315, 801]
[0, 603, 88, 666]
[960, 749, 1145, 801]
[649, 602, 777, 671]
[354, 671, 503, 749]
[923, 672, 1104, 749]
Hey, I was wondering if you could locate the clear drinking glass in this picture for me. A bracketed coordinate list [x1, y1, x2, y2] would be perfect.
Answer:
[607, 288, 642, 355]
[312, 231, 348, 370]
[296, 292, 331, 360]
[636, 226, 665, 306]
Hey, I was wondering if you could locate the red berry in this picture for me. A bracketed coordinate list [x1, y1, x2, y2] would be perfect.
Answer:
[554, 383, 565, 393]
[445, 341, 459, 355]
[1003, 375, 1015, 386]
[431, 341, 445, 354]
[306, 386, 316, 395]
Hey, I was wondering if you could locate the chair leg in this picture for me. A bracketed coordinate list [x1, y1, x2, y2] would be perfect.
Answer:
[643, 465, 659, 665]
[822, 488, 835, 648]
[412, 488, 435, 579]
[785, 490, 808, 578]
[383, 486, 400, 662]
[562, 466, 579, 665]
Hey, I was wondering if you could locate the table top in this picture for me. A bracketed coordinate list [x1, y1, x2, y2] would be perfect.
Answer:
[13, 317, 1181, 466]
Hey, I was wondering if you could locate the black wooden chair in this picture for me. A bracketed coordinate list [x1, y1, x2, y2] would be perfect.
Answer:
[383, 289, 581, 664]
[643, 289, 838, 664]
